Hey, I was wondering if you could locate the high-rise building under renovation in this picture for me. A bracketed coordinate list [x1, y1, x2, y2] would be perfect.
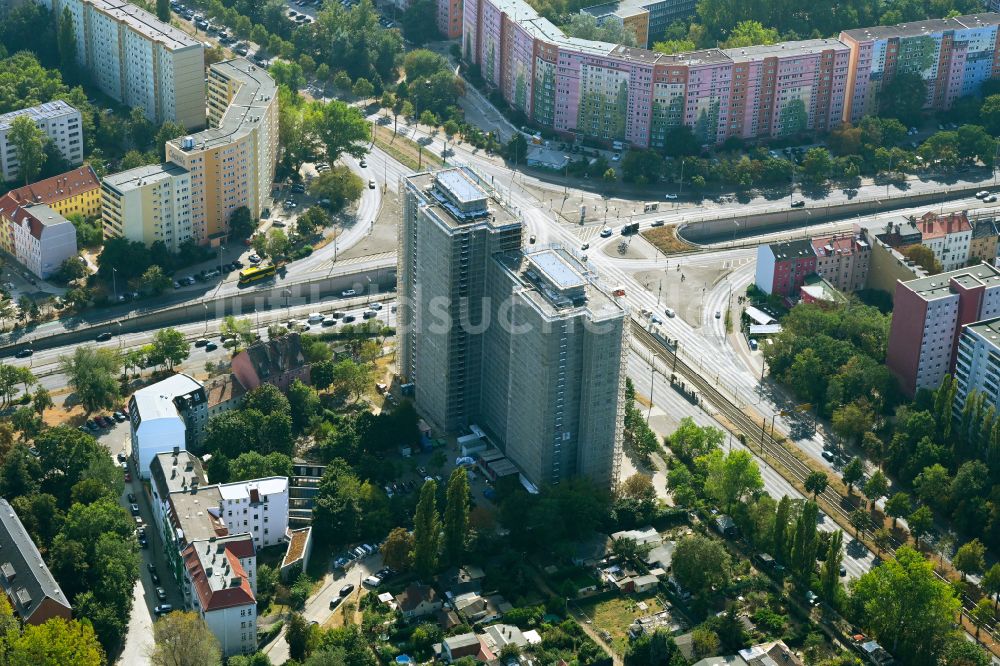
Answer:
[399, 168, 626, 490]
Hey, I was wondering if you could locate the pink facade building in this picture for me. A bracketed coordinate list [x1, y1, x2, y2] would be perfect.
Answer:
[886, 263, 1000, 397]
[438, 0, 464, 38]
[463, 2, 1000, 146]
[754, 239, 817, 297]
[811, 234, 871, 293]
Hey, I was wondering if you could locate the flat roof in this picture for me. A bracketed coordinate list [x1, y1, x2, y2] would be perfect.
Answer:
[87, 0, 202, 49]
[841, 13, 1000, 41]
[436, 169, 486, 206]
[580, 0, 650, 19]
[132, 374, 202, 422]
[722, 38, 849, 61]
[404, 169, 520, 231]
[170, 485, 225, 542]
[218, 477, 288, 501]
[903, 262, 1000, 299]
[168, 58, 276, 153]
[965, 316, 1000, 344]
[0, 101, 78, 129]
[103, 162, 190, 191]
[529, 249, 587, 291]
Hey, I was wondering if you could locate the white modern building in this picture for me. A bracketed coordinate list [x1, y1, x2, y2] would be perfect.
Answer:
[3, 203, 78, 279]
[0, 101, 83, 183]
[44, 0, 206, 129]
[101, 162, 193, 251]
[218, 478, 290, 550]
[128, 374, 207, 479]
[955, 317, 1000, 414]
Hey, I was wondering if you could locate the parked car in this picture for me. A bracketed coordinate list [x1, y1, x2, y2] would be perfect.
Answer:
[113, 411, 127, 422]
[341, 289, 357, 297]
[205, 342, 218, 351]
[363, 575, 381, 587]
[154, 604, 172, 616]
[790, 200, 806, 208]
[148, 564, 160, 585]
[369, 179, 376, 189]
[127, 492, 137, 504]
[156, 586, 167, 601]
[339, 584, 355, 596]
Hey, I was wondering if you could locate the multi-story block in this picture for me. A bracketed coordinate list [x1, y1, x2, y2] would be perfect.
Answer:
[481, 247, 627, 490]
[580, 0, 695, 48]
[399, 168, 523, 432]
[811, 234, 871, 293]
[954, 317, 1000, 415]
[754, 239, 817, 297]
[231, 333, 310, 392]
[0, 499, 72, 626]
[400, 168, 626, 490]
[437, 0, 463, 38]
[969, 218, 1000, 265]
[0, 102, 83, 183]
[908, 211, 973, 271]
[129, 373, 208, 479]
[840, 14, 1000, 124]
[0, 202, 78, 279]
[464, 2, 1000, 146]
[218, 478, 290, 550]
[45, 0, 206, 129]
[1, 166, 101, 220]
[886, 263, 1000, 397]
[101, 162, 193, 252]
[166, 59, 278, 244]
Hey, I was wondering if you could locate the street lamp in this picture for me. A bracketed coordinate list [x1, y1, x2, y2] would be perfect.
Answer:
[282, 289, 292, 320]
[112, 267, 119, 303]
[203, 302, 209, 334]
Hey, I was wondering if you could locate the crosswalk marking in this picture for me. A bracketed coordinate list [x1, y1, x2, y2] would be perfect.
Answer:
[325, 251, 396, 268]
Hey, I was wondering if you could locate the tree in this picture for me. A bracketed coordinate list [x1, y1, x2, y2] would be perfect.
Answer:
[772, 495, 792, 563]
[790, 500, 820, 579]
[703, 449, 763, 511]
[691, 628, 721, 659]
[220, 316, 255, 349]
[381, 527, 413, 571]
[504, 133, 527, 165]
[442, 467, 470, 566]
[401, 0, 440, 45]
[229, 206, 256, 240]
[954, 539, 986, 580]
[296, 206, 328, 237]
[8, 115, 46, 185]
[155, 0, 170, 22]
[150, 610, 221, 666]
[914, 463, 951, 510]
[5, 610, 105, 666]
[311, 100, 371, 162]
[982, 94, 1000, 135]
[880, 72, 928, 126]
[884, 492, 911, 529]
[286, 612, 315, 663]
[228, 452, 293, 482]
[850, 546, 961, 664]
[842, 457, 864, 494]
[864, 470, 889, 508]
[620, 150, 663, 184]
[903, 244, 942, 274]
[32, 386, 52, 415]
[270, 60, 306, 90]
[412, 479, 440, 577]
[288, 380, 320, 433]
[719, 20, 778, 48]
[672, 534, 730, 598]
[908, 505, 934, 546]
[149, 328, 189, 371]
[804, 471, 828, 499]
[266, 228, 290, 258]
[849, 508, 871, 537]
[57, 7, 78, 83]
[983, 563, 1000, 609]
[59, 347, 122, 412]
[309, 166, 364, 212]
[352, 78, 374, 102]
[832, 402, 874, 444]
[820, 529, 843, 601]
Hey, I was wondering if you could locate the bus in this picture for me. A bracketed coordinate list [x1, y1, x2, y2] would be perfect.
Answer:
[238, 264, 276, 285]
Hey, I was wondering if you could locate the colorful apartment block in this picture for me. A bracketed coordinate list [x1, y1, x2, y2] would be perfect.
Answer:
[579, 0, 696, 48]
[464, 3, 1000, 146]
[1, 166, 101, 221]
[811, 233, 871, 293]
[438, 0, 464, 38]
[840, 15, 1000, 124]
[754, 239, 817, 297]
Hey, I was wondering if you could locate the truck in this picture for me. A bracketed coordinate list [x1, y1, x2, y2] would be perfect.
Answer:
[620, 222, 640, 236]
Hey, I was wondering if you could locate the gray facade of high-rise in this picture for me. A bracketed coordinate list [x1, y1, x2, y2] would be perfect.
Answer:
[399, 168, 626, 491]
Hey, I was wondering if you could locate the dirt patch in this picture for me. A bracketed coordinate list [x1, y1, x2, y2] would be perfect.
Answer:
[633, 262, 727, 328]
[337, 182, 401, 262]
[642, 226, 696, 254]
[373, 125, 443, 172]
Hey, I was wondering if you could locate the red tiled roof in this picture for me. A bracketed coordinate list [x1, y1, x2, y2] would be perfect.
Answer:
[226, 536, 255, 560]
[918, 211, 971, 240]
[3, 166, 100, 208]
[182, 541, 256, 613]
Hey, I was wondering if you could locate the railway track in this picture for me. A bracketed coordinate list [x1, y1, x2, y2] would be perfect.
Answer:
[629, 319, 1000, 651]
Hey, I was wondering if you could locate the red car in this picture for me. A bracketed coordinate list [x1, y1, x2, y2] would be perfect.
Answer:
[124, 470, 132, 482]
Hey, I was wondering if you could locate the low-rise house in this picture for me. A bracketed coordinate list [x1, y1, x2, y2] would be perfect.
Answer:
[453, 591, 512, 624]
[204, 374, 247, 422]
[914, 211, 972, 271]
[610, 526, 661, 547]
[394, 584, 442, 620]
[231, 332, 310, 392]
[632, 574, 659, 593]
[754, 239, 817, 297]
[129, 374, 207, 479]
[692, 640, 803, 666]
[442, 632, 482, 662]
[482, 623, 528, 655]
[0, 499, 72, 625]
[441, 564, 487, 595]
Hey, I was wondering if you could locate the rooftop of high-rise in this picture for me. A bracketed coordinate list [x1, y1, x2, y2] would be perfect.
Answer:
[840, 12, 1000, 41]
[404, 167, 520, 231]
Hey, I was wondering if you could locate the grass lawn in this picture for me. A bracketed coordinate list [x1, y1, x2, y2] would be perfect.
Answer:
[578, 593, 667, 655]
[642, 226, 695, 255]
[373, 124, 443, 172]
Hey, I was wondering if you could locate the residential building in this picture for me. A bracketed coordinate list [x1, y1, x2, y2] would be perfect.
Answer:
[463, 2, 1000, 146]
[580, 0, 696, 48]
[481, 623, 529, 655]
[913, 211, 973, 271]
[969, 218, 1000, 265]
[0, 166, 100, 220]
[204, 374, 248, 419]
[437, 0, 463, 38]
[811, 233, 870, 292]
[149, 449, 290, 657]
[231, 332, 310, 392]
[841, 15, 1000, 123]
[165, 59, 278, 244]
[442, 633, 482, 662]
[129, 374, 208, 479]
[886, 263, 1000, 397]
[753, 239, 817, 297]
[44, 0, 205, 128]
[0, 499, 72, 625]
[400, 168, 626, 491]
[0, 101, 83, 182]
[954, 317, 1000, 417]
[101, 162, 193, 252]
[0, 201, 77, 279]
[394, 584, 443, 620]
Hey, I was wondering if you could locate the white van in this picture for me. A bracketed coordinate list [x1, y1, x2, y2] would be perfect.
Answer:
[612, 140, 624, 151]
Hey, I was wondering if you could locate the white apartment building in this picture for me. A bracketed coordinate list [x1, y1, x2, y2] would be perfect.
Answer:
[955, 317, 1000, 415]
[129, 374, 207, 479]
[6, 204, 78, 279]
[45, 0, 206, 129]
[218, 478, 289, 550]
[101, 162, 193, 251]
[915, 211, 973, 272]
[0, 101, 83, 183]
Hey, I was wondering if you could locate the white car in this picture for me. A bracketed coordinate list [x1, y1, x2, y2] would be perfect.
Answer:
[341, 289, 357, 297]
[370, 303, 382, 311]
[307, 312, 324, 324]
[612, 153, 621, 161]
[600, 228, 613, 238]
[664, 193, 678, 200]
[248, 254, 261, 264]
[664, 307, 676, 318]
[976, 190, 991, 199]
[987, 195, 999, 204]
